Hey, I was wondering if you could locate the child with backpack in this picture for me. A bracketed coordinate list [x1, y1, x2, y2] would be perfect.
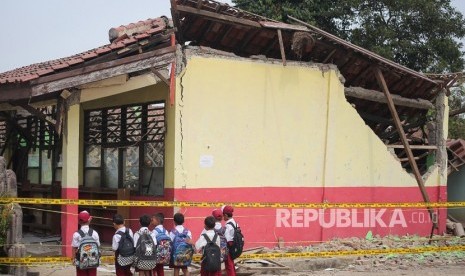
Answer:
[112, 214, 135, 276]
[222, 206, 244, 276]
[170, 213, 194, 276]
[201, 209, 227, 264]
[133, 214, 158, 276]
[151, 212, 171, 276]
[195, 216, 222, 276]
[72, 210, 100, 276]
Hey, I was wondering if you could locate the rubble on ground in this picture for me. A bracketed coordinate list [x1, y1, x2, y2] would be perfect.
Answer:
[247, 234, 465, 274]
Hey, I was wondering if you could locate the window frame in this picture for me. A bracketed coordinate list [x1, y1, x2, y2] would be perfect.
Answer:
[83, 101, 166, 196]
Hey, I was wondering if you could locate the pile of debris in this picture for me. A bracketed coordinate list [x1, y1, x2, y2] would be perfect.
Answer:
[254, 234, 465, 274]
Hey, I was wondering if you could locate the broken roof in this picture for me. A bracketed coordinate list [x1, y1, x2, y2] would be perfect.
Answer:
[0, 0, 452, 106]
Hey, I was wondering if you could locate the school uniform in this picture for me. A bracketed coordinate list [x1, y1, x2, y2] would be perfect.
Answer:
[224, 218, 238, 276]
[72, 225, 100, 276]
[112, 226, 134, 276]
[133, 227, 157, 273]
[201, 222, 223, 235]
[169, 225, 192, 269]
[152, 225, 169, 276]
[195, 229, 222, 276]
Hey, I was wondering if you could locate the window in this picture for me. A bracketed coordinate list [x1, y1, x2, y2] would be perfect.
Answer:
[16, 115, 60, 185]
[84, 102, 166, 196]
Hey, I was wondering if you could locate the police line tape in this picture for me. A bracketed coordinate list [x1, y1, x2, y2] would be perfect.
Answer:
[1, 245, 465, 264]
[1, 197, 465, 209]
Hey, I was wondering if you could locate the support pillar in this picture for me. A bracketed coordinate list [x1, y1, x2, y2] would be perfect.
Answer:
[61, 104, 82, 257]
[435, 89, 448, 233]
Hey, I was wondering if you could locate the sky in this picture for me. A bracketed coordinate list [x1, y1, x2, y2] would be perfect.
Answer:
[0, 0, 463, 73]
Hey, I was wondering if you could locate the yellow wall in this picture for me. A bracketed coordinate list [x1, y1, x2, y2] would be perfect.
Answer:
[174, 56, 443, 189]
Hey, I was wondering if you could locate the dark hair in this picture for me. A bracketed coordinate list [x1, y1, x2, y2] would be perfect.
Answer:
[224, 213, 233, 218]
[113, 214, 124, 225]
[173, 213, 184, 225]
[204, 216, 215, 230]
[140, 214, 151, 227]
[153, 212, 165, 224]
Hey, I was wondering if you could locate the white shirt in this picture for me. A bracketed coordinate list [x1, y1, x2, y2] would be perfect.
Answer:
[224, 218, 238, 242]
[200, 222, 223, 236]
[152, 225, 169, 238]
[112, 226, 134, 251]
[72, 225, 100, 248]
[133, 227, 157, 248]
[195, 229, 221, 252]
[169, 225, 192, 241]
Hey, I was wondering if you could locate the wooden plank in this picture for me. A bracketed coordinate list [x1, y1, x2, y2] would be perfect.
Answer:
[176, 5, 262, 28]
[277, 29, 286, 66]
[151, 68, 170, 86]
[16, 104, 56, 126]
[32, 50, 175, 96]
[31, 46, 176, 86]
[345, 87, 434, 110]
[0, 86, 32, 102]
[322, 49, 337, 63]
[259, 21, 308, 31]
[170, 0, 185, 43]
[374, 67, 436, 228]
[288, 16, 437, 85]
[386, 145, 437, 150]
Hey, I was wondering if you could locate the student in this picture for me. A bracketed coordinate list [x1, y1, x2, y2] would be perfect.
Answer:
[112, 214, 134, 276]
[170, 213, 194, 276]
[201, 210, 223, 235]
[72, 210, 100, 276]
[134, 214, 157, 276]
[151, 213, 170, 276]
[195, 216, 222, 276]
[222, 206, 237, 276]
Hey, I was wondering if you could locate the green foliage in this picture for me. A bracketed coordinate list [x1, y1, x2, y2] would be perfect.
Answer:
[448, 82, 465, 139]
[233, 0, 465, 73]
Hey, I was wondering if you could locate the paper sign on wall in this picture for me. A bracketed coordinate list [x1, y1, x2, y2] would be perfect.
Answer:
[200, 155, 214, 168]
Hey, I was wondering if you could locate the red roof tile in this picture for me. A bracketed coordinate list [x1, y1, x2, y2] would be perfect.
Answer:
[0, 17, 170, 85]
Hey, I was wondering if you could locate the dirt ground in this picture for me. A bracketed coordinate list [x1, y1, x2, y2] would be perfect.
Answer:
[24, 234, 465, 275]
[25, 263, 465, 276]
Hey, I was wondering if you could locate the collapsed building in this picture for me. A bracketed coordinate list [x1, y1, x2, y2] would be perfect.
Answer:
[0, 0, 458, 256]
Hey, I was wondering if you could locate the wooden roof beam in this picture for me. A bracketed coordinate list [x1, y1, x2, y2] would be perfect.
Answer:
[31, 46, 176, 97]
[374, 67, 437, 233]
[176, 5, 262, 28]
[345, 87, 434, 110]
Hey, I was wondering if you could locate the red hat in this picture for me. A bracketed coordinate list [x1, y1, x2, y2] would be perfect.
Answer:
[222, 205, 234, 215]
[212, 209, 223, 219]
[78, 211, 91, 223]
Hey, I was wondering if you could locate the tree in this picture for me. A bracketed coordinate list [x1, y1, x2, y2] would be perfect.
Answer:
[233, 0, 465, 73]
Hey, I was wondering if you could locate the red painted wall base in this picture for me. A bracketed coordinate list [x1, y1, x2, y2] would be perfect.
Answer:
[61, 188, 79, 257]
[174, 186, 446, 247]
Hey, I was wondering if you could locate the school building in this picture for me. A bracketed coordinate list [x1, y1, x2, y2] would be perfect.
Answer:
[0, 0, 457, 257]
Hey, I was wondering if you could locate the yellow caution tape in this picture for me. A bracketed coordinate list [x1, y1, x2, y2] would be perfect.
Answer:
[0, 197, 465, 208]
[1, 246, 464, 264]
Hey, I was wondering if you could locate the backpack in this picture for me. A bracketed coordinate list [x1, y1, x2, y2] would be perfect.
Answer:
[154, 227, 172, 265]
[227, 222, 244, 260]
[214, 227, 228, 262]
[134, 229, 157, 270]
[201, 233, 221, 272]
[75, 228, 100, 270]
[171, 228, 194, 266]
[116, 229, 135, 267]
